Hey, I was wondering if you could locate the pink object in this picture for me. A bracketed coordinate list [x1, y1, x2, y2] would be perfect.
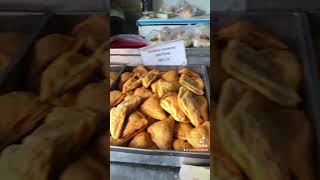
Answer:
[110, 34, 148, 48]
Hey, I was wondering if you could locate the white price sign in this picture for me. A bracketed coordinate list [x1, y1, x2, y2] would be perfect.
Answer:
[140, 40, 187, 65]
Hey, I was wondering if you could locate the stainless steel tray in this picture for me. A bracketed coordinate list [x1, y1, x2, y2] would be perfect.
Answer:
[213, 12, 320, 177]
[0, 13, 48, 93]
[110, 65, 126, 90]
[110, 65, 210, 167]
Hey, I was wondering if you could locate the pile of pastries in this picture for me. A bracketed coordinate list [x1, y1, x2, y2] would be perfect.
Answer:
[0, 15, 108, 180]
[0, 32, 26, 71]
[110, 66, 210, 151]
[213, 22, 316, 179]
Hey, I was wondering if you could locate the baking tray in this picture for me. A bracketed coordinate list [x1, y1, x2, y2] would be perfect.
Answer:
[110, 65, 210, 167]
[0, 12, 49, 93]
[212, 12, 320, 176]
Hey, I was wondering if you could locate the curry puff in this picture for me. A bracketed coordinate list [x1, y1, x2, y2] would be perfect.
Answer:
[221, 40, 301, 107]
[27, 34, 75, 90]
[40, 38, 101, 102]
[119, 72, 135, 90]
[179, 74, 205, 95]
[76, 82, 107, 114]
[147, 117, 175, 150]
[186, 121, 210, 150]
[160, 92, 188, 123]
[215, 21, 288, 50]
[0, 92, 51, 150]
[129, 131, 158, 149]
[140, 94, 167, 120]
[173, 139, 193, 151]
[174, 123, 193, 140]
[121, 111, 149, 140]
[0, 107, 100, 180]
[110, 90, 125, 108]
[132, 65, 148, 75]
[134, 87, 153, 99]
[122, 74, 141, 93]
[178, 87, 205, 127]
[157, 79, 180, 98]
[141, 70, 161, 88]
[161, 70, 179, 84]
[110, 95, 142, 139]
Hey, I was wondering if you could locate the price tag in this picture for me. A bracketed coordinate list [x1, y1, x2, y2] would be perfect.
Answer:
[140, 40, 187, 65]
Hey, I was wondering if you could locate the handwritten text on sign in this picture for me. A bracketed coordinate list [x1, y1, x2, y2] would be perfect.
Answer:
[140, 40, 187, 65]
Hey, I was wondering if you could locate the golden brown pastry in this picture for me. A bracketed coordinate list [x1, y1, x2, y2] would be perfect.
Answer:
[140, 94, 167, 120]
[0, 92, 51, 150]
[260, 49, 302, 90]
[186, 121, 210, 150]
[221, 40, 301, 107]
[134, 87, 153, 99]
[27, 34, 75, 90]
[178, 68, 200, 77]
[174, 123, 193, 140]
[178, 87, 204, 127]
[76, 82, 107, 114]
[157, 79, 180, 98]
[147, 117, 175, 150]
[121, 111, 149, 139]
[151, 80, 159, 93]
[195, 95, 209, 122]
[119, 72, 135, 90]
[118, 95, 142, 113]
[216, 92, 291, 180]
[0, 107, 101, 180]
[129, 131, 158, 149]
[179, 74, 205, 95]
[60, 155, 108, 180]
[132, 65, 148, 75]
[110, 105, 128, 139]
[160, 92, 188, 123]
[173, 139, 193, 151]
[110, 90, 125, 108]
[122, 74, 141, 93]
[141, 70, 161, 88]
[161, 70, 179, 83]
[215, 21, 288, 49]
[40, 38, 100, 102]
[0, 140, 55, 180]
[24, 107, 100, 151]
[72, 15, 107, 41]
[216, 79, 248, 122]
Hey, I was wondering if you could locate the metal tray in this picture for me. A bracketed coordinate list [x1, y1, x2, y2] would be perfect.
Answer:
[212, 12, 320, 176]
[110, 65, 126, 90]
[110, 65, 210, 167]
[0, 13, 48, 92]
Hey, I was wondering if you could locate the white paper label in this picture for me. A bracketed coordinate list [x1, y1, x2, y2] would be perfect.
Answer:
[140, 40, 187, 65]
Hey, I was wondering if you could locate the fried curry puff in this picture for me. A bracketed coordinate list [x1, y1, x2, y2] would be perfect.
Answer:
[109, 66, 210, 152]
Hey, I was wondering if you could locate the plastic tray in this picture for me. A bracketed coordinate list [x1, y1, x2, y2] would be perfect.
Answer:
[110, 65, 210, 167]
